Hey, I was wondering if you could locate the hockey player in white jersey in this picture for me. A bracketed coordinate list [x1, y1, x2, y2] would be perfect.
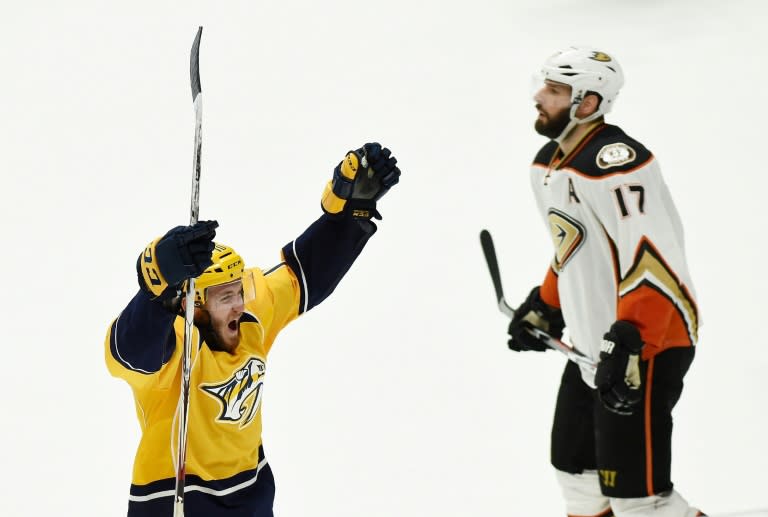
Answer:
[506, 47, 704, 516]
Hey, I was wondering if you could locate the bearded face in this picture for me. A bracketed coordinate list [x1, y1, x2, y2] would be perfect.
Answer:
[534, 103, 572, 139]
[193, 281, 245, 353]
[533, 80, 575, 140]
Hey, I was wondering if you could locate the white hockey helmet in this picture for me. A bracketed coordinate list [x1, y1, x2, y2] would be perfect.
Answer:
[541, 46, 624, 118]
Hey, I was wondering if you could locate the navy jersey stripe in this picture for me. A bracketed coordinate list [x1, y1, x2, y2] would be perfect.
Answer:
[109, 290, 177, 374]
[129, 447, 267, 499]
[127, 466, 274, 517]
[281, 214, 376, 315]
[262, 262, 286, 276]
[282, 242, 308, 314]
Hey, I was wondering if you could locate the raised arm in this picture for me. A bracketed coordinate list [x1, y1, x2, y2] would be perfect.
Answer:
[282, 142, 400, 314]
[105, 221, 218, 378]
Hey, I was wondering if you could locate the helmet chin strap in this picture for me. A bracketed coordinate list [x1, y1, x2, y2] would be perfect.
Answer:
[554, 99, 603, 145]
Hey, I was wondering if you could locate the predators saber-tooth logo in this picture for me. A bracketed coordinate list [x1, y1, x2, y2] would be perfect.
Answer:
[201, 357, 266, 428]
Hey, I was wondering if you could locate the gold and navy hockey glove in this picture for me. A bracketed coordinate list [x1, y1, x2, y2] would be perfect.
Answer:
[136, 220, 218, 301]
[321, 142, 400, 220]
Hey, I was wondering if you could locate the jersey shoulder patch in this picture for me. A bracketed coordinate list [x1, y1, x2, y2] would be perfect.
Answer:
[533, 140, 559, 166]
[565, 124, 652, 178]
[596, 142, 636, 168]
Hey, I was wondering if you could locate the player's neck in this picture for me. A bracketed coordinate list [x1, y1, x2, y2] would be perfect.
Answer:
[559, 119, 604, 157]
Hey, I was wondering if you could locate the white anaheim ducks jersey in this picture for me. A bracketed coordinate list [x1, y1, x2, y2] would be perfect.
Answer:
[530, 123, 699, 387]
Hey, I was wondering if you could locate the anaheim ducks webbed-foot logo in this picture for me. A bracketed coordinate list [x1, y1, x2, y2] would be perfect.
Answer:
[548, 208, 586, 272]
[590, 51, 613, 62]
[201, 357, 266, 428]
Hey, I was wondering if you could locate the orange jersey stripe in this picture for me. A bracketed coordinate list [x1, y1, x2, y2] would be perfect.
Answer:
[618, 236, 698, 358]
[540, 266, 561, 308]
[617, 284, 693, 359]
[531, 156, 656, 181]
[644, 357, 656, 496]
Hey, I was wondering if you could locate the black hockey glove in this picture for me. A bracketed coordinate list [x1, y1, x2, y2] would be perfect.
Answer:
[595, 320, 644, 415]
[507, 286, 565, 352]
[321, 142, 401, 220]
[137, 220, 218, 301]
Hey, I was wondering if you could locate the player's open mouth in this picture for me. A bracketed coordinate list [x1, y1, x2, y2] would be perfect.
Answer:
[228, 320, 238, 331]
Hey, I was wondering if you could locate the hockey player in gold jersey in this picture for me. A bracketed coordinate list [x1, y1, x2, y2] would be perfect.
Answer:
[106, 143, 400, 517]
[505, 48, 705, 516]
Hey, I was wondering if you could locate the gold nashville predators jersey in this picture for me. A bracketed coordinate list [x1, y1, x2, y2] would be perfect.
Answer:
[106, 264, 298, 502]
[105, 213, 378, 515]
[530, 123, 699, 387]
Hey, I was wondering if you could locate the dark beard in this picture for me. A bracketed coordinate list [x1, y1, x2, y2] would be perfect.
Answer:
[535, 106, 571, 139]
[193, 311, 227, 352]
[198, 323, 224, 352]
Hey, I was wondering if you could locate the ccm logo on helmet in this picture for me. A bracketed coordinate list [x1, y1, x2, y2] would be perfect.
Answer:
[225, 259, 242, 270]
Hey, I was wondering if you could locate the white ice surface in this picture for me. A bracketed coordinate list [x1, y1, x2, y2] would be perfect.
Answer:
[2, 0, 766, 515]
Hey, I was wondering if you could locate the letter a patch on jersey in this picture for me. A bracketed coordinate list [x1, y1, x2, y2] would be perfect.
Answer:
[548, 208, 586, 272]
[201, 357, 266, 428]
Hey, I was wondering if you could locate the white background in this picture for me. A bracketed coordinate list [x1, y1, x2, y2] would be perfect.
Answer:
[3, 0, 767, 515]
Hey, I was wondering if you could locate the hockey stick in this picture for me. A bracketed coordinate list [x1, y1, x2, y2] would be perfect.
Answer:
[479, 229, 597, 372]
[173, 26, 203, 517]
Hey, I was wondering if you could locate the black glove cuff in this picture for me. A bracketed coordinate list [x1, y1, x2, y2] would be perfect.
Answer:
[331, 163, 355, 199]
[528, 287, 558, 316]
[609, 320, 643, 354]
[346, 199, 381, 220]
[526, 287, 565, 337]
[161, 294, 184, 315]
